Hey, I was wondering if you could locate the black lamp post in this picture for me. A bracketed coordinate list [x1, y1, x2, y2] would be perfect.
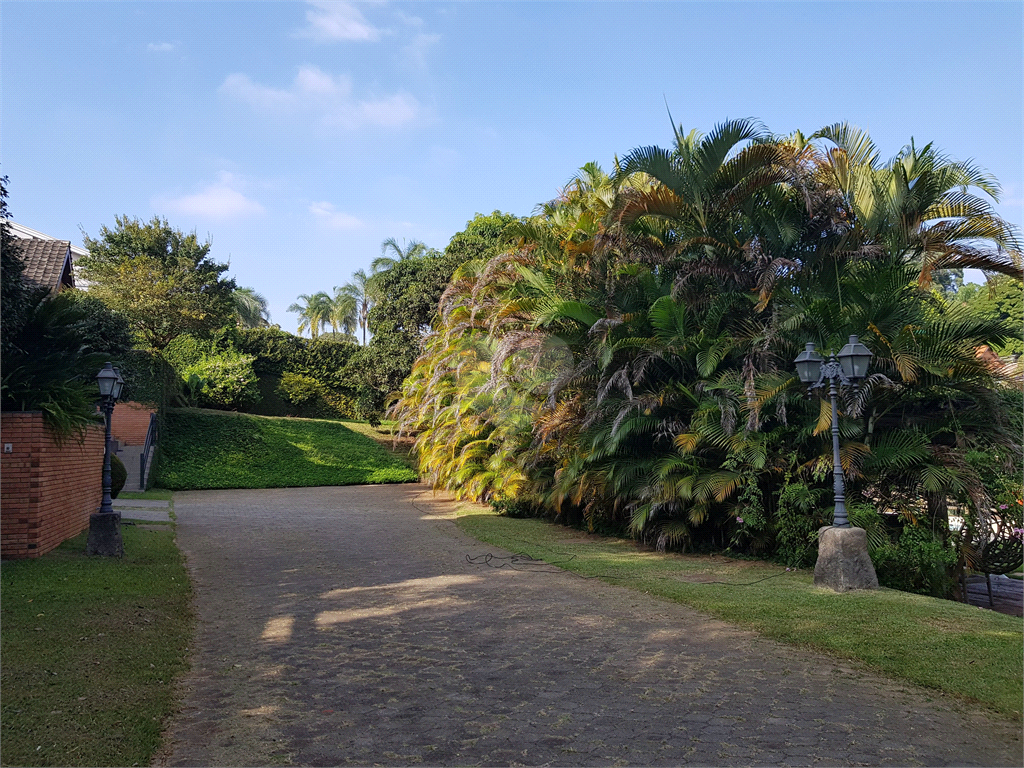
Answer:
[795, 336, 872, 528]
[87, 362, 125, 556]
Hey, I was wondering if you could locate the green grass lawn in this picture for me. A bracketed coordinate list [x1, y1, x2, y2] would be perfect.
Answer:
[456, 508, 1024, 720]
[156, 408, 419, 490]
[0, 525, 192, 767]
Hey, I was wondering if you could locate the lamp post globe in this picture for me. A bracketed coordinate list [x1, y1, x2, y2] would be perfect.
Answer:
[838, 335, 873, 382]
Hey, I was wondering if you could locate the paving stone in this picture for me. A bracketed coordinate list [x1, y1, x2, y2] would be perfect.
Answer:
[156, 485, 1023, 767]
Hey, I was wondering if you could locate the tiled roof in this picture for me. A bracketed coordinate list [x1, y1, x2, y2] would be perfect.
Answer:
[13, 238, 75, 292]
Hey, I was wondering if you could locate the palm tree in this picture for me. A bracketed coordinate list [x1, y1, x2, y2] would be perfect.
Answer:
[287, 292, 332, 339]
[232, 287, 271, 329]
[337, 269, 374, 345]
[371, 237, 430, 274]
[330, 286, 358, 338]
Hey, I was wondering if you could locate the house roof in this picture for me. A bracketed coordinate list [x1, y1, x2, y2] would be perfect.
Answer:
[13, 238, 76, 292]
[6, 219, 89, 257]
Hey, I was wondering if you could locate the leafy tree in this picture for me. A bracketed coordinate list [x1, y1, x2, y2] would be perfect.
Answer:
[1, 175, 35, 358]
[954, 276, 1023, 356]
[79, 216, 236, 350]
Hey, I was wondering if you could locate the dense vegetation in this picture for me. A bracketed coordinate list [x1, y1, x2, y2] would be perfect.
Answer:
[393, 122, 1024, 595]
[156, 408, 417, 490]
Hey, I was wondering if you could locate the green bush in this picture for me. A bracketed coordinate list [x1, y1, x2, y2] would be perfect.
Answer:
[182, 351, 260, 410]
[110, 453, 127, 499]
[162, 333, 210, 373]
[774, 482, 827, 568]
[491, 497, 545, 519]
[872, 525, 958, 598]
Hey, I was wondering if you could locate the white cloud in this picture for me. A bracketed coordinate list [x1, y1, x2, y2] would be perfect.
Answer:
[158, 175, 264, 219]
[294, 1, 380, 42]
[402, 32, 440, 70]
[220, 65, 420, 130]
[147, 42, 175, 52]
[310, 201, 363, 230]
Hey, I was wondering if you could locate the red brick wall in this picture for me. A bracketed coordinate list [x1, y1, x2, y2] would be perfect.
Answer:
[1, 412, 104, 559]
[110, 401, 156, 446]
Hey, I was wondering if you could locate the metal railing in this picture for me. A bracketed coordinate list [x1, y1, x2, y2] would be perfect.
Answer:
[139, 413, 158, 490]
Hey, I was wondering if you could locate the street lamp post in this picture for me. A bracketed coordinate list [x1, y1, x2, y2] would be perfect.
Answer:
[795, 336, 878, 591]
[86, 362, 125, 556]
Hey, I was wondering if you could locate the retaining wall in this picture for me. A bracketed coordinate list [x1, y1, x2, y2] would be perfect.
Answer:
[111, 401, 156, 446]
[1, 412, 104, 559]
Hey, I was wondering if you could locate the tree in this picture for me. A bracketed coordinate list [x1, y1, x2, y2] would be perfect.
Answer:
[329, 286, 358, 338]
[336, 269, 374, 345]
[233, 287, 271, 329]
[955, 276, 1023, 356]
[1, 175, 35, 358]
[79, 216, 237, 350]
[371, 237, 430, 274]
[287, 292, 333, 339]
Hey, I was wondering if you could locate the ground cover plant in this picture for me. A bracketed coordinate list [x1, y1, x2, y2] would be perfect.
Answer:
[156, 408, 418, 490]
[455, 507, 1023, 719]
[0, 524, 191, 767]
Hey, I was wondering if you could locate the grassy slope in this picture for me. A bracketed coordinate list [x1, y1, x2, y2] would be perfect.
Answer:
[456, 509, 1023, 720]
[0, 525, 192, 767]
[157, 408, 418, 490]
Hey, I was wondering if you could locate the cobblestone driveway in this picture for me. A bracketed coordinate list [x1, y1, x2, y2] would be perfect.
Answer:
[156, 485, 1021, 766]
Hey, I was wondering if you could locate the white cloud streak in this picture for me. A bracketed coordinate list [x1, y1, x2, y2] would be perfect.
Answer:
[309, 201, 363, 230]
[157, 175, 264, 219]
[294, 1, 380, 42]
[147, 42, 175, 52]
[221, 65, 420, 129]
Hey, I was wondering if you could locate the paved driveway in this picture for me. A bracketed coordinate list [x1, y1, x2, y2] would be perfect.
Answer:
[157, 485, 1021, 766]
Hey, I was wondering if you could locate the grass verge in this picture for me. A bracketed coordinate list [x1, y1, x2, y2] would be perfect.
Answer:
[456, 509, 1023, 720]
[156, 408, 419, 490]
[118, 488, 174, 501]
[0, 525, 192, 767]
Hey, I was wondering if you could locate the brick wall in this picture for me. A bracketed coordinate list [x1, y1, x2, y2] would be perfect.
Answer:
[1, 412, 104, 559]
[110, 401, 156, 447]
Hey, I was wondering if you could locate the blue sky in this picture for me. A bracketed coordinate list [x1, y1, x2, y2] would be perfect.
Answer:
[3, 1, 1021, 334]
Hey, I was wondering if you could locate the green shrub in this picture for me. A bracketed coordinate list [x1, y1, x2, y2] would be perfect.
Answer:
[774, 482, 827, 568]
[276, 371, 359, 419]
[491, 497, 545, 519]
[162, 333, 210, 373]
[110, 453, 127, 498]
[872, 525, 958, 598]
[182, 351, 260, 410]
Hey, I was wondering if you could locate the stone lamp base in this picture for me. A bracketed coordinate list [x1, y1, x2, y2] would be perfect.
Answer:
[86, 512, 124, 557]
[814, 525, 879, 592]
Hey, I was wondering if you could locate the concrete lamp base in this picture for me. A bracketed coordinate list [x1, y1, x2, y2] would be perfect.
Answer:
[814, 525, 879, 592]
[86, 512, 124, 557]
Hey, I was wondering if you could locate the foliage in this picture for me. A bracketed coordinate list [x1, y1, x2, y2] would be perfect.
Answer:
[0, 291, 106, 441]
[0, 525, 192, 767]
[393, 121, 1022, 595]
[110, 452, 127, 499]
[63, 291, 135, 357]
[276, 371, 358, 419]
[79, 216, 236, 350]
[155, 408, 418, 489]
[954, 276, 1024, 356]
[236, 326, 306, 376]
[872, 525, 959, 597]
[232, 286, 271, 329]
[180, 350, 260, 409]
[287, 291, 333, 339]
[1, 175, 36, 358]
